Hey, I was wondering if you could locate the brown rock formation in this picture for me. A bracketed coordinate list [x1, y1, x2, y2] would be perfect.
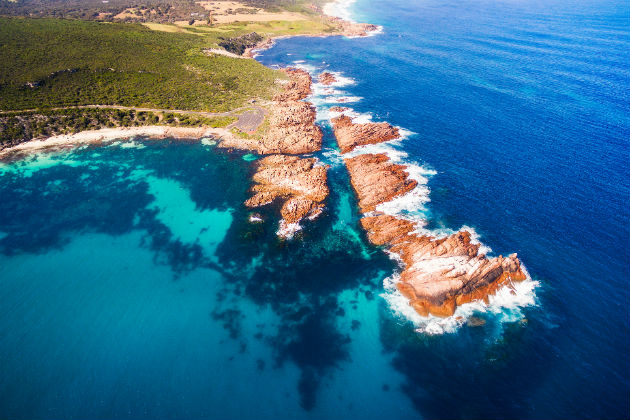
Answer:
[274, 68, 313, 102]
[334, 124, 528, 318]
[331, 114, 400, 153]
[329, 106, 349, 113]
[360, 213, 527, 318]
[318, 72, 337, 85]
[244, 155, 329, 226]
[329, 17, 380, 37]
[345, 153, 417, 212]
[219, 68, 322, 154]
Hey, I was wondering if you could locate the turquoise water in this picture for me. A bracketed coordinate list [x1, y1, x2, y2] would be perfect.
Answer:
[2, 0, 630, 417]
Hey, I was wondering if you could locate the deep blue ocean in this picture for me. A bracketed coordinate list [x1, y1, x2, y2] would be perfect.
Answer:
[1, 0, 629, 418]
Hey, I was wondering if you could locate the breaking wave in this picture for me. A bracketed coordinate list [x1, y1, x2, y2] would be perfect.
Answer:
[307, 67, 541, 334]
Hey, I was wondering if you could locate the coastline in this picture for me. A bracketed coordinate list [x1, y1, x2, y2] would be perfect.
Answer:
[1, 0, 378, 158]
[0, 126, 234, 160]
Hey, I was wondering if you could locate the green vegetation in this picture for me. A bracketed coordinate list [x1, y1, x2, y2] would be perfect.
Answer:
[0, 108, 236, 147]
[0, 0, 329, 22]
[0, 17, 280, 112]
[218, 32, 264, 55]
[0, 0, 338, 149]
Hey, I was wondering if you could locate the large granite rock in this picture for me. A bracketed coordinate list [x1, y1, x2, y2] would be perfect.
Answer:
[344, 153, 417, 212]
[331, 114, 400, 153]
[361, 214, 527, 317]
[244, 155, 329, 226]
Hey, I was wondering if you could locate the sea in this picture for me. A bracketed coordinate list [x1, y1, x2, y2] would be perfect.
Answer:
[1, 0, 628, 418]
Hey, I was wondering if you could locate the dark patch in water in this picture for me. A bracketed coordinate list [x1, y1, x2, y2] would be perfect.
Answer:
[378, 304, 558, 419]
[211, 308, 244, 340]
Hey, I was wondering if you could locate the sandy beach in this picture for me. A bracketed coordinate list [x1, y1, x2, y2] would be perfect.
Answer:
[0, 126, 234, 160]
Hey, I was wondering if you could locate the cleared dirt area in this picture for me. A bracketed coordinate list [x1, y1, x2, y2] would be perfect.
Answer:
[195, 1, 307, 23]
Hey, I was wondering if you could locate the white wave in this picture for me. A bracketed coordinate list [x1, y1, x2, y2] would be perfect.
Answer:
[292, 59, 306, 64]
[277, 220, 302, 239]
[323, 0, 357, 22]
[381, 268, 540, 335]
[291, 62, 318, 73]
[331, 95, 363, 103]
[249, 214, 263, 223]
[118, 140, 146, 149]
[201, 137, 217, 147]
[322, 71, 357, 87]
[320, 148, 345, 167]
[365, 25, 384, 37]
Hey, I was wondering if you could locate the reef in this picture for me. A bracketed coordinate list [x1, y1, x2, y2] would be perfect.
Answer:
[318, 72, 337, 85]
[330, 114, 400, 153]
[335, 124, 527, 318]
[220, 68, 322, 155]
[244, 155, 329, 229]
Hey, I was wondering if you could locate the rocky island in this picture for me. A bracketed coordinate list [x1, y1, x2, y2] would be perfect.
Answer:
[331, 113, 528, 317]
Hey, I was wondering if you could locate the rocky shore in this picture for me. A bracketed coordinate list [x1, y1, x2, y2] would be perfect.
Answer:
[219, 68, 322, 155]
[318, 72, 338, 85]
[245, 155, 328, 232]
[331, 114, 400, 153]
[332, 116, 528, 318]
[220, 67, 329, 235]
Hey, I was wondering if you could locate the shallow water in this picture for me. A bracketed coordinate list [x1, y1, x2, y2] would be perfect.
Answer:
[1, 0, 629, 418]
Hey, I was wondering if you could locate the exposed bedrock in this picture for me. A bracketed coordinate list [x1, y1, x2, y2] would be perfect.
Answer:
[360, 215, 527, 317]
[335, 126, 527, 317]
[220, 68, 322, 154]
[344, 153, 417, 213]
[330, 114, 399, 154]
[330, 18, 380, 37]
[244, 155, 329, 226]
[274, 68, 313, 102]
[318, 72, 337, 85]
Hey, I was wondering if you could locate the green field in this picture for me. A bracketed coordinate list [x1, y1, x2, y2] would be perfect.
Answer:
[0, 17, 281, 112]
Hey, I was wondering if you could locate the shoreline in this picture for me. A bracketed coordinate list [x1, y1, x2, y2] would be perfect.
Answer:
[245, 0, 382, 58]
[1, 0, 380, 159]
[0, 126, 234, 160]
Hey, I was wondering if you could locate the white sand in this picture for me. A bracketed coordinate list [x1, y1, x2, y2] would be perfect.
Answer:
[0, 126, 235, 159]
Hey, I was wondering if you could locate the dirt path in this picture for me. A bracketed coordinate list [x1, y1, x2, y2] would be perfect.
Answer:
[2, 104, 268, 132]
[230, 107, 266, 133]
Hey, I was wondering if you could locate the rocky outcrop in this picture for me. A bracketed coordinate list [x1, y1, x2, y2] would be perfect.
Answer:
[244, 155, 329, 227]
[273, 68, 313, 102]
[329, 106, 349, 113]
[329, 17, 380, 37]
[360, 214, 527, 317]
[331, 114, 400, 153]
[318, 72, 337, 85]
[219, 68, 322, 154]
[335, 124, 528, 318]
[345, 154, 417, 212]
